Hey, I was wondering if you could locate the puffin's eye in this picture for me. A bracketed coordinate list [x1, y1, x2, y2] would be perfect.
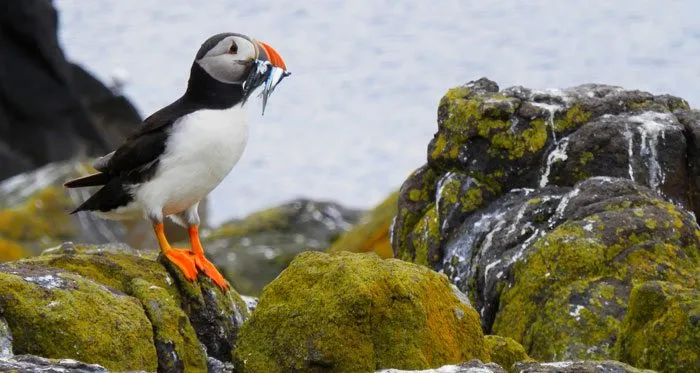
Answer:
[228, 41, 238, 54]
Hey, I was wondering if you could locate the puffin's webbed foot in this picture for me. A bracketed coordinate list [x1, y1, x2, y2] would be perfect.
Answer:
[163, 248, 198, 281]
[189, 225, 230, 291]
[154, 223, 197, 281]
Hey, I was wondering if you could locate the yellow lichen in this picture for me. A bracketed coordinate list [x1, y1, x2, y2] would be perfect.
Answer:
[616, 281, 699, 372]
[233, 252, 487, 372]
[484, 335, 534, 372]
[553, 105, 591, 133]
[0, 269, 158, 371]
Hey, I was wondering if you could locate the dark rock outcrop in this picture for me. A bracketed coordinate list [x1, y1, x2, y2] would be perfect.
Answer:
[391, 78, 699, 370]
[0, 0, 141, 181]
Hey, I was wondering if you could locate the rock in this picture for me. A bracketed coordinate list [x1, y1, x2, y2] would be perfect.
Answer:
[233, 251, 487, 372]
[0, 0, 141, 182]
[392, 78, 699, 268]
[377, 359, 507, 373]
[0, 160, 207, 253]
[449, 177, 698, 361]
[484, 335, 533, 372]
[328, 190, 398, 259]
[0, 265, 157, 371]
[391, 78, 700, 366]
[0, 355, 113, 373]
[616, 281, 699, 372]
[513, 360, 654, 373]
[0, 243, 248, 371]
[202, 199, 362, 295]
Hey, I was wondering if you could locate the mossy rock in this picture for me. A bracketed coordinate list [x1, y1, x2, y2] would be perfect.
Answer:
[484, 335, 533, 372]
[234, 251, 487, 372]
[0, 265, 157, 371]
[327, 190, 398, 259]
[202, 199, 362, 295]
[491, 198, 699, 362]
[616, 281, 699, 372]
[0, 242, 249, 371]
[393, 77, 700, 276]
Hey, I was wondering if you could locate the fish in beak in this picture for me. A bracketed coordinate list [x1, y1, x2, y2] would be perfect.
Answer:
[243, 40, 291, 115]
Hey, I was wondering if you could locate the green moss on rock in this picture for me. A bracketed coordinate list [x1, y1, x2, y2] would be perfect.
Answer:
[233, 251, 487, 372]
[616, 281, 699, 373]
[408, 204, 440, 266]
[489, 118, 548, 160]
[129, 278, 207, 372]
[484, 335, 533, 372]
[492, 200, 700, 362]
[2, 243, 249, 369]
[0, 266, 157, 371]
[553, 104, 591, 133]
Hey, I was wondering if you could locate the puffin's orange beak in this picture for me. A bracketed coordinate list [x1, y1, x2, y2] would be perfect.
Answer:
[257, 41, 287, 70]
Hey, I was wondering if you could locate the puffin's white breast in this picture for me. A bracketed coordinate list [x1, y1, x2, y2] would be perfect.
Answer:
[136, 104, 249, 217]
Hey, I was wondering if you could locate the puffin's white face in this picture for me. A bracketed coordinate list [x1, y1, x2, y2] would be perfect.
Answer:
[195, 35, 259, 84]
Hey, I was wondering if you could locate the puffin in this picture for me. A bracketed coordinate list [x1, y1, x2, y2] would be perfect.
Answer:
[63, 32, 289, 291]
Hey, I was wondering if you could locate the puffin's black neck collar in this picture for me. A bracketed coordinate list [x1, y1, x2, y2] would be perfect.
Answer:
[183, 63, 247, 110]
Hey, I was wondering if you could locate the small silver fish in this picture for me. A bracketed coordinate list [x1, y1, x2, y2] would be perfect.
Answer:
[243, 60, 291, 115]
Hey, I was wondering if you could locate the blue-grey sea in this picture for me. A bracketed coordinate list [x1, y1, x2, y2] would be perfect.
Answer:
[54, 0, 700, 225]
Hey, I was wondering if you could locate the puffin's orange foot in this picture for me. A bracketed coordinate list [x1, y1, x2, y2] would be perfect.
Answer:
[164, 248, 197, 282]
[194, 255, 229, 291]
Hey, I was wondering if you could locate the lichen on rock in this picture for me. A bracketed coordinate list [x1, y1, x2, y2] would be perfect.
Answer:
[615, 281, 699, 372]
[484, 335, 533, 372]
[233, 251, 488, 372]
[483, 178, 699, 361]
[0, 242, 249, 371]
[0, 264, 158, 371]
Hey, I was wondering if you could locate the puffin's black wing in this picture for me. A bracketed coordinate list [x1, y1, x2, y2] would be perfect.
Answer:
[65, 96, 197, 187]
[64, 99, 197, 213]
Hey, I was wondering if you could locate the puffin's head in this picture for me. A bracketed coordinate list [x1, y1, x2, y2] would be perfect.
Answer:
[193, 32, 289, 113]
[195, 33, 286, 84]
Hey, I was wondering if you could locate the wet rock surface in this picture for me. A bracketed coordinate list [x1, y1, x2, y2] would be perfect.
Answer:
[392, 78, 700, 370]
[513, 360, 655, 373]
[0, 243, 248, 372]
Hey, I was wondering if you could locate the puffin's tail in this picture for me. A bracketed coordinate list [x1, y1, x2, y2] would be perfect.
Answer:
[64, 172, 111, 188]
[69, 177, 133, 214]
